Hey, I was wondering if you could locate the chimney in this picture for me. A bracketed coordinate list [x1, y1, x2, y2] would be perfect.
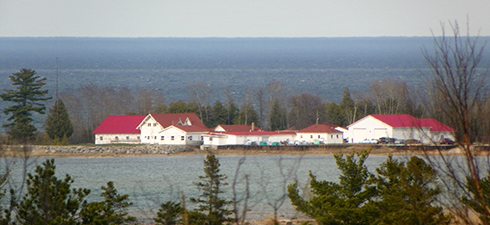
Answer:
[251, 122, 255, 132]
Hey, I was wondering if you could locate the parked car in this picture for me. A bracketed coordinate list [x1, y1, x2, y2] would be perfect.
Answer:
[378, 137, 396, 144]
[440, 138, 455, 145]
[359, 138, 378, 144]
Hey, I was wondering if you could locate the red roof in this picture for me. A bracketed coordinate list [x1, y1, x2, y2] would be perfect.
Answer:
[168, 125, 210, 132]
[150, 113, 207, 129]
[369, 114, 454, 131]
[216, 124, 262, 132]
[224, 131, 297, 136]
[298, 123, 342, 133]
[419, 118, 455, 132]
[370, 114, 420, 127]
[92, 115, 146, 134]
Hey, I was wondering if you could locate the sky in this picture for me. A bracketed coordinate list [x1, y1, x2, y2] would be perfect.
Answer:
[0, 0, 488, 37]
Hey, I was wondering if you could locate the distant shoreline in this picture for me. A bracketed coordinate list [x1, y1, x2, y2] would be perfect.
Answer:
[1, 144, 468, 158]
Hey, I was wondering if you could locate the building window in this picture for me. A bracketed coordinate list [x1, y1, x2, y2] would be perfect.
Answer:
[137, 136, 140, 140]
[336, 135, 339, 138]
[148, 123, 151, 126]
[100, 136, 103, 140]
[210, 137, 213, 141]
[126, 136, 129, 140]
[115, 136, 119, 140]
[201, 136, 204, 141]
[300, 135, 303, 138]
[161, 136, 164, 140]
[188, 136, 193, 140]
[331, 135, 333, 138]
[181, 136, 185, 141]
[154, 136, 157, 139]
[310, 135, 313, 139]
[153, 123, 157, 127]
[171, 136, 174, 140]
[318, 135, 321, 138]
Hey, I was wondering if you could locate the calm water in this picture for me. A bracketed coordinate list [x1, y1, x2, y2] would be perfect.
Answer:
[3, 154, 391, 222]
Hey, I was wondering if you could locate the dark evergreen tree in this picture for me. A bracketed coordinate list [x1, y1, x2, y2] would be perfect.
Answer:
[154, 201, 183, 225]
[225, 100, 239, 125]
[16, 159, 90, 225]
[340, 87, 356, 125]
[235, 102, 259, 127]
[288, 151, 377, 225]
[210, 100, 227, 128]
[325, 102, 346, 127]
[0, 69, 52, 142]
[45, 99, 73, 142]
[190, 153, 232, 225]
[374, 156, 450, 225]
[269, 99, 287, 131]
[81, 181, 136, 225]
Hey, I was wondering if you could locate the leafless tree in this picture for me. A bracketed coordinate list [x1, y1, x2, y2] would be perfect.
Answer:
[188, 82, 212, 124]
[422, 20, 490, 224]
[289, 93, 325, 129]
[371, 79, 415, 115]
[256, 156, 302, 223]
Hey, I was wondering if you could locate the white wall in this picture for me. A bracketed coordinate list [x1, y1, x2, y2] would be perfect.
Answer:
[95, 133, 141, 145]
[348, 117, 394, 143]
[296, 132, 343, 144]
[140, 117, 163, 144]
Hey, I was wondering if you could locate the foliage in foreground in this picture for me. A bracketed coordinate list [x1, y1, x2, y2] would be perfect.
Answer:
[1, 159, 135, 225]
[288, 151, 450, 225]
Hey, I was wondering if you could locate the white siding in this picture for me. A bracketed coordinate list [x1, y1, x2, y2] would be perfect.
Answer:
[95, 134, 140, 145]
[139, 117, 163, 144]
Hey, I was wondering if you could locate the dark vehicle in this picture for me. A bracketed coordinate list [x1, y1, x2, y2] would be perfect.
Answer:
[440, 138, 455, 145]
[378, 137, 396, 144]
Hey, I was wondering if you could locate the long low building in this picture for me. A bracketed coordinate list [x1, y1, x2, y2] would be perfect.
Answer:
[347, 114, 454, 144]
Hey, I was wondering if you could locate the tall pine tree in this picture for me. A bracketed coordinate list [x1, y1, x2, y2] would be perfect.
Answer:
[190, 153, 232, 225]
[45, 99, 73, 142]
[0, 69, 52, 142]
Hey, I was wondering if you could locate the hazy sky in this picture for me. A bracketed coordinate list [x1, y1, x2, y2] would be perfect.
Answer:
[1, 0, 488, 37]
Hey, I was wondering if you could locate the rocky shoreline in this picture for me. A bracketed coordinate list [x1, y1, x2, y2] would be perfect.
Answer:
[3, 145, 195, 156]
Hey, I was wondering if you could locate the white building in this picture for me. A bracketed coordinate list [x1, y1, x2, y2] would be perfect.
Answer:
[347, 114, 454, 144]
[137, 113, 209, 145]
[296, 123, 344, 144]
[92, 115, 146, 145]
[203, 131, 296, 146]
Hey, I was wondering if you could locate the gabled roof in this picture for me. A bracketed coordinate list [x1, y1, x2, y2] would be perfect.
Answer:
[162, 125, 209, 133]
[92, 115, 146, 134]
[151, 113, 206, 128]
[215, 124, 262, 132]
[223, 131, 297, 136]
[370, 114, 420, 127]
[298, 123, 342, 133]
[349, 114, 454, 132]
[138, 113, 207, 129]
[419, 118, 455, 132]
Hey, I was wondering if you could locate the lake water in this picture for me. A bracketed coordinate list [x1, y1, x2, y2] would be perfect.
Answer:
[2, 154, 392, 222]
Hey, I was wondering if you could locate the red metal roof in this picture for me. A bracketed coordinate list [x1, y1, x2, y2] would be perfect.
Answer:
[419, 118, 455, 132]
[370, 114, 454, 131]
[224, 131, 297, 136]
[150, 113, 207, 129]
[370, 114, 421, 127]
[298, 123, 342, 133]
[216, 124, 262, 132]
[168, 125, 210, 132]
[92, 115, 146, 134]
